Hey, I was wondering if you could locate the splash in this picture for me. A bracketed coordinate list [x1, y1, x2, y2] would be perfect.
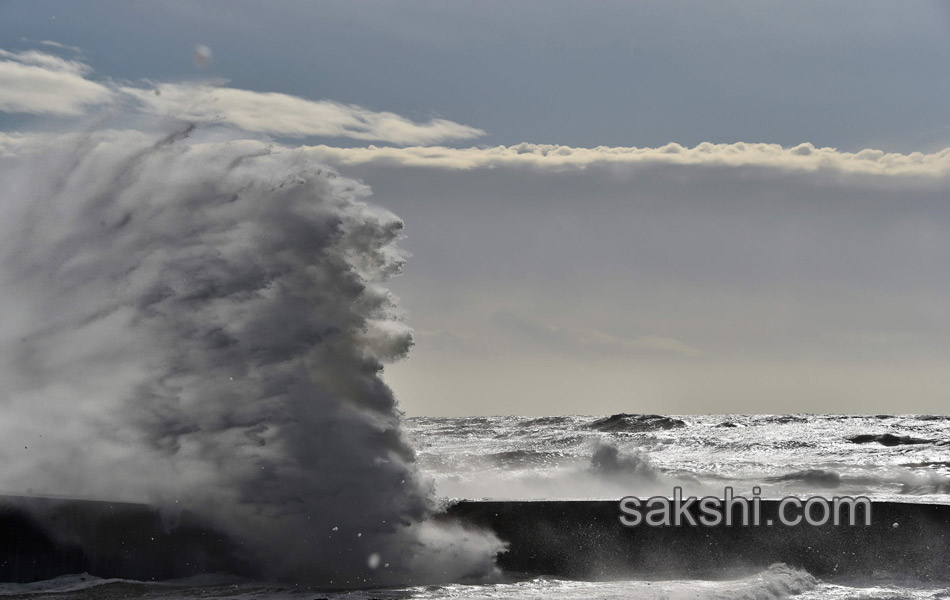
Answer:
[0, 124, 502, 585]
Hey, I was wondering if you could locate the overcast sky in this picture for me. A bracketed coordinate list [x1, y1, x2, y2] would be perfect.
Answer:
[3, 1, 950, 415]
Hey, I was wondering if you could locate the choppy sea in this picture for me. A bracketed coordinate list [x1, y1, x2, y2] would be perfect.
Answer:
[407, 414, 950, 505]
[3, 414, 949, 599]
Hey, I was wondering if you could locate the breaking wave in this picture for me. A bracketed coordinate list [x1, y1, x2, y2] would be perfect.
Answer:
[0, 120, 502, 585]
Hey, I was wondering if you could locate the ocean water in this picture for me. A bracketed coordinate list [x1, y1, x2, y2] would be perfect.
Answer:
[406, 414, 950, 504]
[3, 415, 948, 599]
[0, 566, 947, 600]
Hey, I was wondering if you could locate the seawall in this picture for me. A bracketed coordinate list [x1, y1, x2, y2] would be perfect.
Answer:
[0, 495, 948, 582]
[0, 495, 252, 582]
[443, 499, 950, 580]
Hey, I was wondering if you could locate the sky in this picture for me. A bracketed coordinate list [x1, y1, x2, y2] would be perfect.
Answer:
[2, 1, 950, 415]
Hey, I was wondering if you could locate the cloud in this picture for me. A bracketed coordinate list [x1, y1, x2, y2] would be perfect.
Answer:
[304, 142, 950, 177]
[123, 83, 485, 145]
[0, 49, 113, 115]
[38, 40, 83, 53]
[0, 47, 484, 145]
[0, 49, 90, 74]
[491, 309, 700, 357]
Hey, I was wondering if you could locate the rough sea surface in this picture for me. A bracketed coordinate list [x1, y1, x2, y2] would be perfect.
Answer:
[3, 415, 948, 599]
[407, 414, 950, 505]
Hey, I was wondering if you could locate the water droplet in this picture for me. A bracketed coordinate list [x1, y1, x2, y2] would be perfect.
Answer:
[193, 45, 213, 68]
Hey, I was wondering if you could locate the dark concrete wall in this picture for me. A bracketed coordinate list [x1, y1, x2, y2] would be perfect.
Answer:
[443, 499, 950, 580]
[0, 496, 253, 582]
[1, 495, 948, 583]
